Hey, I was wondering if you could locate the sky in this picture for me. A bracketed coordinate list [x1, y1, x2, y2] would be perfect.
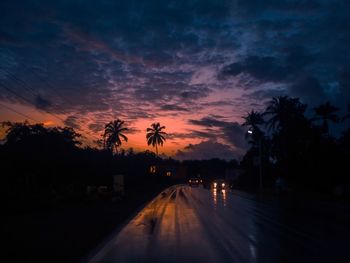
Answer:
[0, 0, 350, 160]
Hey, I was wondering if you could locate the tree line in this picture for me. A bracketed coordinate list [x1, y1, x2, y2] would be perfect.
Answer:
[1, 95, 349, 210]
[0, 120, 173, 211]
[240, 96, 350, 197]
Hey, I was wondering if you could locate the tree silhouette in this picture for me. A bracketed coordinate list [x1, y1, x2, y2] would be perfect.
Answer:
[242, 110, 264, 129]
[263, 96, 309, 183]
[146, 122, 167, 155]
[103, 119, 128, 153]
[242, 110, 264, 145]
[2, 121, 81, 148]
[313, 101, 339, 135]
[264, 96, 307, 131]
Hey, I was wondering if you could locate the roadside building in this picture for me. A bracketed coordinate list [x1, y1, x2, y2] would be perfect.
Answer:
[149, 164, 187, 180]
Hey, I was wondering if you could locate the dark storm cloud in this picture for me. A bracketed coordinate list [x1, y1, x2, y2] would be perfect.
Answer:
[160, 104, 189, 112]
[289, 76, 326, 104]
[88, 123, 103, 133]
[222, 122, 249, 150]
[234, 0, 321, 15]
[167, 130, 211, 140]
[34, 95, 52, 110]
[221, 46, 314, 84]
[220, 0, 350, 106]
[188, 116, 248, 154]
[175, 140, 239, 161]
[221, 56, 287, 82]
[88, 118, 140, 135]
[189, 117, 228, 128]
[64, 115, 80, 130]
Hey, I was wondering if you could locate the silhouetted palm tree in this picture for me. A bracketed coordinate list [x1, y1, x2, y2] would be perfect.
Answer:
[263, 96, 309, 181]
[264, 96, 306, 131]
[103, 119, 128, 153]
[242, 110, 265, 145]
[313, 101, 339, 134]
[146, 122, 167, 155]
[242, 110, 265, 130]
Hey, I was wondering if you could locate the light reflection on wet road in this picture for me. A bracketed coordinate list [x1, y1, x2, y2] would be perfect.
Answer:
[86, 185, 349, 263]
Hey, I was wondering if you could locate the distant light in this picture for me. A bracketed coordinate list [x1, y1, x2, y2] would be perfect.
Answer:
[222, 183, 225, 187]
[43, 120, 54, 126]
[213, 182, 217, 187]
[166, 171, 171, 177]
[248, 130, 253, 134]
[150, 165, 156, 174]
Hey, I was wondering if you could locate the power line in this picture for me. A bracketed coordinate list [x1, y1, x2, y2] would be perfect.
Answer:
[0, 67, 82, 129]
[0, 102, 40, 123]
[0, 101, 102, 141]
[0, 82, 66, 123]
[0, 79, 100, 139]
[28, 67, 77, 107]
[4, 70, 104, 141]
[0, 68, 39, 98]
[0, 54, 75, 111]
[0, 67, 71, 115]
[0, 65, 76, 109]
[0, 65, 103, 142]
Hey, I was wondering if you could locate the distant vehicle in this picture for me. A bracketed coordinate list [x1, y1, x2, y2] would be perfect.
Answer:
[212, 179, 227, 190]
[188, 178, 202, 187]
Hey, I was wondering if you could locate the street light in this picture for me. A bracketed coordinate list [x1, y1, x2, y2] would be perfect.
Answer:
[247, 128, 263, 191]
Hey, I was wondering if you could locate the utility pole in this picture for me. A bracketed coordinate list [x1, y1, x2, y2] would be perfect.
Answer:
[248, 129, 263, 191]
[258, 137, 263, 191]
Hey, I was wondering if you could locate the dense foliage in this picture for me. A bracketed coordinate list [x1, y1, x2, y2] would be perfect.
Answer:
[1, 97, 350, 210]
[0, 122, 173, 211]
[240, 97, 350, 197]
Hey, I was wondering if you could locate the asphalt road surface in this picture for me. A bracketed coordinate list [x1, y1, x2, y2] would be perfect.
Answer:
[85, 185, 349, 263]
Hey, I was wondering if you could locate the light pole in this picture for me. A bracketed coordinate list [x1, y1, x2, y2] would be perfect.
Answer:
[248, 129, 263, 191]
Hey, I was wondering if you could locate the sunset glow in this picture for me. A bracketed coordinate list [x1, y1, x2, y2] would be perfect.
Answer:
[1, 0, 349, 159]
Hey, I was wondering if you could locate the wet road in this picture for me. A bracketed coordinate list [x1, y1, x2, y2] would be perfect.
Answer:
[86, 185, 349, 263]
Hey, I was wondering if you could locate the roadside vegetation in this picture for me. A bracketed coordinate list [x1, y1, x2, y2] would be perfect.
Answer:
[1, 120, 174, 262]
[240, 97, 350, 198]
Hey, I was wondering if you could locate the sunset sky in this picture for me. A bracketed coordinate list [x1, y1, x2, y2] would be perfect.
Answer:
[1, 0, 350, 159]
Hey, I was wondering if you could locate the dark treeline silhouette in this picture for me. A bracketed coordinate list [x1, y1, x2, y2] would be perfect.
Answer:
[2, 96, 350, 211]
[0, 121, 174, 211]
[239, 97, 350, 198]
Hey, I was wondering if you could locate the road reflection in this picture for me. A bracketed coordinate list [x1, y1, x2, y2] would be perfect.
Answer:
[209, 187, 259, 262]
[222, 189, 227, 207]
[212, 189, 217, 209]
[211, 188, 227, 209]
[87, 186, 340, 263]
